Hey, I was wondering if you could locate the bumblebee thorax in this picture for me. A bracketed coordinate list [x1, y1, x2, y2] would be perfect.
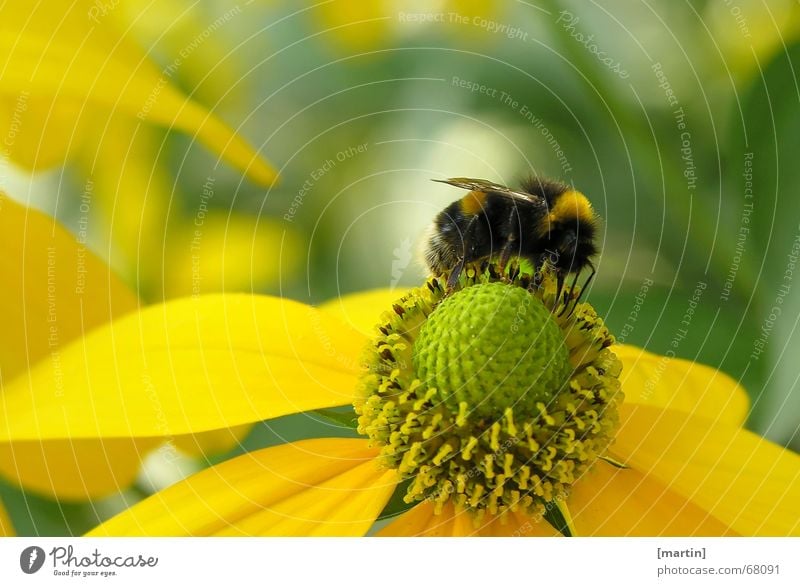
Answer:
[548, 190, 594, 226]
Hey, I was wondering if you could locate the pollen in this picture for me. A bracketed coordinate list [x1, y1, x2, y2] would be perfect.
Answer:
[354, 263, 623, 522]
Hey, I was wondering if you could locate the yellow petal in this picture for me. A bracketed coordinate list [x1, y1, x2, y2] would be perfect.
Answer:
[377, 503, 470, 536]
[319, 288, 407, 337]
[0, 1, 276, 184]
[0, 96, 87, 170]
[0, 438, 159, 500]
[76, 117, 171, 285]
[312, 1, 393, 51]
[0, 195, 137, 380]
[88, 438, 396, 536]
[214, 460, 397, 537]
[474, 508, 559, 537]
[613, 404, 800, 536]
[705, 0, 800, 81]
[377, 502, 558, 536]
[615, 344, 750, 426]
[1, 294, 364, 441]
[119, 2, 248, 108]
[173, 425, 253, 459]
[569, 462, 736, 536]
[0, 497, 13, 536]
[377, 502, 437, 536]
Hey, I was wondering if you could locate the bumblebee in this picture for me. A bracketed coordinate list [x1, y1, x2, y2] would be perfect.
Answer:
[422, 176, 599, 311]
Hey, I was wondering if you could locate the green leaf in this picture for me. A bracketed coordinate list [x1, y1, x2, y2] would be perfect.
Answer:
[599, 455, 629, 469]
[730, 40, 800, 442]
[312, 408, 359, 429]
[542, 498, 575, 537]
[377, 478, 416, 520]
[589, 283, 761, 407]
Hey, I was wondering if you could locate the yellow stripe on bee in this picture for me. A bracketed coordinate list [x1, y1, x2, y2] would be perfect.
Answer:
[459, 190, 487, 215]
[540, 190, 594, 233]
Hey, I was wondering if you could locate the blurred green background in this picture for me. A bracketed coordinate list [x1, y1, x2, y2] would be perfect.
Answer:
[1, 0, 799, 534]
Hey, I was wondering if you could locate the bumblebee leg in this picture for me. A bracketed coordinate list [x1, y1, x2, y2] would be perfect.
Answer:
[496, 238, 518, 278]
[496, 206, 522, 278]
[558, 270, 581, 317]
[446, 257, 466, 290]
[446, 216, 481, 291]
[554, 272, 565, 313]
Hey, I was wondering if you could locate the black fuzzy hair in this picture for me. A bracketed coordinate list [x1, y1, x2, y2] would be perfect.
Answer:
[518, 176, 572, 207]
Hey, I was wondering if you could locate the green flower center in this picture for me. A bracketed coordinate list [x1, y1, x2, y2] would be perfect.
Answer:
[412, 282, 572, 418]
[355, 264, 623, 522]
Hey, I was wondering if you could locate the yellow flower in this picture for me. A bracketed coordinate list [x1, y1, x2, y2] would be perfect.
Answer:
[313, 0, 503, 52]
[1, 1, 284, 293]
[1, 199, 798, 536]
[704, 0, 800, 82]
[0, 0, 276, 184]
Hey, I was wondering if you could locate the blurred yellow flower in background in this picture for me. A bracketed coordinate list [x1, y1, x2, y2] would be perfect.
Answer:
[314, 0, 504, 51]
[119, 0, 250, 108]
[0, 3, 307, 523]
[0, 1, 276, 183]
[161, 210, 304, 300]
[0, 0, 292, 301]
[78, 118, 173, 285]
[705, 0, 800, 81]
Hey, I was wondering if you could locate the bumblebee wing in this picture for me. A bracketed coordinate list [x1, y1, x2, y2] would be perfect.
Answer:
[432, 177, 539, 203]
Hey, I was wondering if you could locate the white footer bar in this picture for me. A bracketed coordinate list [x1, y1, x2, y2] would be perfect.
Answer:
[1, 537, 797, 585]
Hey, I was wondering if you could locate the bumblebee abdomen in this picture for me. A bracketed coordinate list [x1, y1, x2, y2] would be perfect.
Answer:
[483, 193, 545, 248]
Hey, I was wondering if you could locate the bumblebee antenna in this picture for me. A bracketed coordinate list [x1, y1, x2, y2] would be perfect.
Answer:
[567, 262, 596, 317]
